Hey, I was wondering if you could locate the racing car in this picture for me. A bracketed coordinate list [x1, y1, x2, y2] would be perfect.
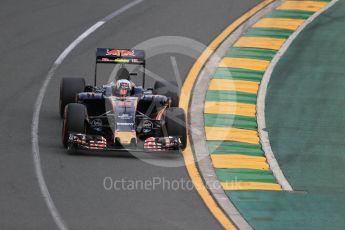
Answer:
[59, 48, 186, 153]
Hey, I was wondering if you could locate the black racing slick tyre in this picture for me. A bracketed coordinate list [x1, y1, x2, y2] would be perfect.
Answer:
[62, 103, 87, 148]
[59, 77, 85, 118]
[154, 81, 179, 107]
[165, 107, 187, 150]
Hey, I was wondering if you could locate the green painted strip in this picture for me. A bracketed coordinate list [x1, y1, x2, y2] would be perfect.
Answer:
[213, 68, 264, 82]
[266, 9, 314, 20]
[204, 113, 257, 130]
[217, 168, 273, 175]
[226, 47, 277, 61]
[216, 168, 277, 183]
[244, 28, 293, 39]
[208, 141, 264, 156]
[206, 90, 257, 104]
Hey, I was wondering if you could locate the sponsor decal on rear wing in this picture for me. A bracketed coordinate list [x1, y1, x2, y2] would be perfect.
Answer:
[96, 48, 145, 64]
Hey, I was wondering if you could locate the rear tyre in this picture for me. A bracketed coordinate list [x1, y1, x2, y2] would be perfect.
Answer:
[164, 107, 187, 150]
[62, 103, 87, 148]
[59, 77, 85, 118]
[154, 81, 179, 107]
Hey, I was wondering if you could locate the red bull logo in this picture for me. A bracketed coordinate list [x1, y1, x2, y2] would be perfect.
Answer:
[106, 49, 135, 57]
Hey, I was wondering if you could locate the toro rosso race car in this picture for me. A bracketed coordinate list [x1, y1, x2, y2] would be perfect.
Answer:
[59, 48, 187, 153]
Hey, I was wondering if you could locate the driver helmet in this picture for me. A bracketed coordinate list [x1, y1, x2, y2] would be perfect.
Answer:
[115, 79, 132, 97]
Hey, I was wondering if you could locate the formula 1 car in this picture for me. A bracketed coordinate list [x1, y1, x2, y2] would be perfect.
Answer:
[59, 48, 186, 153]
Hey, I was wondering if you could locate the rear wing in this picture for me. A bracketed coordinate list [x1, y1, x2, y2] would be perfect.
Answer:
[96, 48, 145, 64]
[94, 48, 146, 86]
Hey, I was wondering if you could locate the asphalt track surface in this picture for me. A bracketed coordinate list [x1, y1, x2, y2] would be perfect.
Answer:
[0, 0, 262, 229]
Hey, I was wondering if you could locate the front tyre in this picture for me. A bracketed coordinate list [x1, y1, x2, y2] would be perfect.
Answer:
[59, 77, 85, 118]
[164, 107, 187, 150]
[154, 81, 179, 107]
[62, 103, 87, 148]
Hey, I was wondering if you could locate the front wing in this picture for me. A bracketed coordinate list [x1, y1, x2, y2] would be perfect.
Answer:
[67, 133, 182, 152]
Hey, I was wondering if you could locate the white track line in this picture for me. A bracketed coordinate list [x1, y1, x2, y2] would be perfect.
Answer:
[257, 0, 339, 192]
[31, 1, 143, 230]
